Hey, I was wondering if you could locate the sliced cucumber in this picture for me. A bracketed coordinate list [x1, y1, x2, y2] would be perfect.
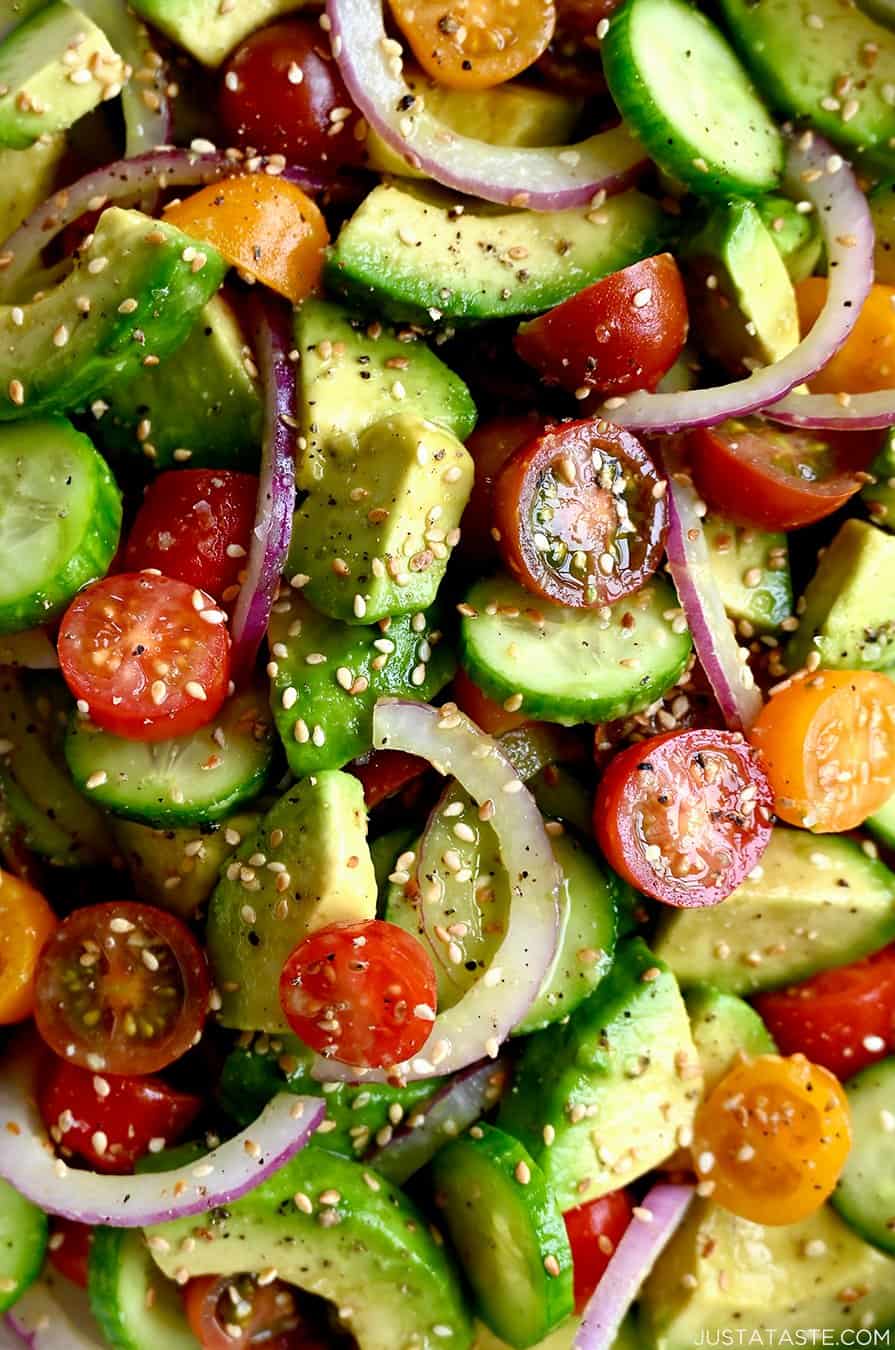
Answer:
[0, 416, 121, 633]
[65, 688, 274, 827]
[602, 0, 783, 198]
[88, 1226, 198, 1350]
[0, 1178, 47, 1312]
[459, 572, 691, 724]
[703, 515, 792, 633]
[833, 1056, 895, 1253]
[431, 1123, 573, 1349]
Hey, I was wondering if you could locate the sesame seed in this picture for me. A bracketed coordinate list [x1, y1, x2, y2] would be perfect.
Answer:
[85, 770, 107, 790]
[633, 1205, 654, 1223]
[185, 681, 207, 701]
[7, 380, 24, 406]
[543, 1255, 561, 1277]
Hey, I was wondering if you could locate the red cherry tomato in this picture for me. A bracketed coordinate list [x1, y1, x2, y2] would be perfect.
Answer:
[124, 471, 258, 606]
[184, 1273, 321, 1350]
[58, 572, 231, 742]
[279, 920, 437, 1069]
[47, 1219, 92, 1289]
[515, 256, 688, 398]
[349, 748, 429, 809]
[753, 947, 895, 1081]
[38, 1057, 200, 1174]
[219, 20, 365, 171]
[594, 729, 774, 907]
[460, 414, 549, 568]
[453, 666, 529, 736]
[493, 418, 667, 607]
[685, 419, 880, 531]
[34, 902, 210, 1076]
[563, 1189, 634, 1314]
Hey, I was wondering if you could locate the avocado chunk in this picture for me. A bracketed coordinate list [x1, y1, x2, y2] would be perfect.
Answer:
[128, 0, 312, 66]
[145, 1148, 474, 1350]
[267, 593, 454, 777]
[756, 194, 823, 285]
[862, 427, 895, 532]
[94, 294, 263, 471]
[0, 133, 66, 241]
[294, 298, 476, 490]
[685, 984, 776, 1095]
[683, 198, 799, 376]
[786, 518, 895, 672]
[472, 1316, 639, 1350]
[654, 826, 895, 996]
[289, 412, 474, 625]
[871, 180, 895, 285]
[326, 181, 668, 325]
[704, 514, 792, 633]
[111, 810, 260, 920]
[641, 1198, 895, 1346]
[207, 772, 377, 1032]
[498, 939, 702, 1211]
[0, 206, 227, 420]
[0, 2, 123, 149]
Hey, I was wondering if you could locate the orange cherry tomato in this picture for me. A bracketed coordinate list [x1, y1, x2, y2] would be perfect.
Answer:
[797, 278, 895, 395]
[388, 0, 556, 90]
[0, 870, 57, 1024]
[748, 669, 895, 832]
[164, 175, 328, 305]
[692, 1054, 852, 1225]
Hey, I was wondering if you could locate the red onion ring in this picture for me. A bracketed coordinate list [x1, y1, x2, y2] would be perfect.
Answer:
[603, 132, 873, 432]
[326, 0, 646, 210]
[766, 388, 895, 431]
[313, 699, 562, 1085]
[229, 294, 297, 685]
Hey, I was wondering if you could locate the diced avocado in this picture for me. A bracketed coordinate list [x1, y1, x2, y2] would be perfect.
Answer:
[682, 198, 799, 375]
[0, 206, 227, 420]
[371, 825, 417, 908]
[293, 298, 476, 490]
[0, 767, 83, 865]
[110, 810, 260, 920]
[93, 295, 263, 471]
[146, 1148, 474, 1350]
[703, 514, 792, 633]
[641, 1198, 895, 1347]
[871, 180, 895, 285]
[685, 984, 776, 1095]
[786, 519, 895, 672]
[218, 1033, 436, 1160]
[326, 181, 669, 324]
[289, 412, 473, 625]
[498, 939, 702, 1211]
[756, 195, 822, 284]
[0, 133, 65, 241]
[365, 73, 584, 178]
[861, 427, 895, 532]
[267, 593, 455, 777]
[653, 827, 895, 996]
[128, 0, 312, 66]
[0, 2, 46, 43]
[473, 1316, 639, 1350]
[207, 772, 377, 1033]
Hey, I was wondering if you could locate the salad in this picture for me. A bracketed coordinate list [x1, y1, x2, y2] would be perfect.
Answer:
[2, 0, 895, 1346]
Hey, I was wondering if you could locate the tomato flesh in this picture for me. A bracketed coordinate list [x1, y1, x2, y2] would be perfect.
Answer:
[453, 666, 529, 736]
[563, 1189, 633, 1314]
[460, 414, 549, 569]
[48, 1218, 92, 1289]
[279, 919, 437, 1069]
[515, 255, 688, 398]
[58, 572, 231, 742]
[493, 418, 667, 607]
[349, 748, 430, 809]
[389, 0, 556, 90]
[184, 1273, 322, 1350]
[0, 870, 58, 1025]
[34, 902, 210, 1076]
[594, 729, 774, 907]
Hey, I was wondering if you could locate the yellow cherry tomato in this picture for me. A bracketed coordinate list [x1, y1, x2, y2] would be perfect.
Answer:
[797, 278, 895, 395]
[164, 174, 328, 305]
[748, 669, 895, 832]
[0, 869, 57, 1024]
[693, 1054, 852, 1226]
[388, 0, 556, 90]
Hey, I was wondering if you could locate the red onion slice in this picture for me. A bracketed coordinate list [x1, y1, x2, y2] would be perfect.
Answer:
[313, 700, 562, 1084]
[573, 1183, 694, 1350]
[0, 1037, 323, 1227]
[229, 294, 297, 685]
[664, 452, 763, 732]
[6, 1277, 100, 1350]
[767, 388, 895, 431]
[603, 132, 873, 433]
[326, 0, 645, 210]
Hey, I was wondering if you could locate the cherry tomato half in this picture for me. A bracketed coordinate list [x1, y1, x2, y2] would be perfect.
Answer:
[493, 418, 667, 608]
[0, 869, 57, 1024]
[753, 947, 895, 1082]
[389, 0, 556, 90]
[693, 1054, 852, 1225]
[460, 414, 549, 569]
[453, 666, 528, 736]
[124, 470, 258, 605]
[798, 278, 895, 396]
[279, 919, 437, 1069]
[748, 669, 895, 833]
[219, 19, 365, 171]
[34, 902, 210, 1076]
[184, 1273, 319, 1350]
[58, 572, 231, 742]
[48, 1219, 92, 1289]
[563, 1189, 633, 1314]
[515, 256, 688, 398]
[38, 1057, 201, 1174]
[594, 729, 774, 907]
[686, 418, 878, 531]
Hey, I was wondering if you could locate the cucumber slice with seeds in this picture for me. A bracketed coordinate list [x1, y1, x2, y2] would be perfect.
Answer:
[833, 1056, 895, 1253]
[88, 1226, 197, 1350]
[0, 1178, 46, 1312]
